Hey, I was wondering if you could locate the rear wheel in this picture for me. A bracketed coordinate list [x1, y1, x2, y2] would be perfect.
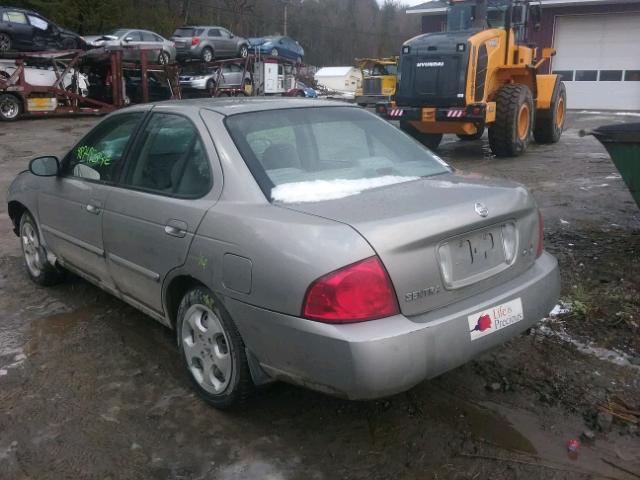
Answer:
[177, 286, 254, 409]
[206, 79, 216, 97]
[488, 84, 534, 157]
[400, 120, 443, 150]
[534, 82, 566, 144]
[0, 33, 11, 52]
[457, 125, 485, 141]
[239, 45, 248, 58]
[201, 47, 214, 63]
[20, 212, 64, 286]
[0, 93, 21, 121]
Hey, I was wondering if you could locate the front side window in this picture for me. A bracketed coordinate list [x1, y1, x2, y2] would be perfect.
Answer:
[225, 107, 450, 201]
[27, 15, 48, 30]
[122, 113, 211, 197]
[64, 113, 143, 182]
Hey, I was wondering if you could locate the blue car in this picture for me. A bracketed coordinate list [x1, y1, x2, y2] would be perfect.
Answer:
[248, 35, 304, 63]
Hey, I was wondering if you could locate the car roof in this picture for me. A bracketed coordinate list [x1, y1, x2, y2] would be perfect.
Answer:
[145, 98, 354, 116]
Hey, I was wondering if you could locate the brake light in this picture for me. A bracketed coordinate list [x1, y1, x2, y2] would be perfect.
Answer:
[376, 104, 388, 114]
[303, 257, 399, 323]
[536, 210, 544, 257]
[191, 37, 200, 46]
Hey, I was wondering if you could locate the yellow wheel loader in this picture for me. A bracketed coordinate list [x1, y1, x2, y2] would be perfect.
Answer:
[377, 0, 566, 157]
[354, 57, 398, 107]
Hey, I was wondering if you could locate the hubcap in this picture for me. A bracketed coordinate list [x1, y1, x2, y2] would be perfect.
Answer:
[0, 34, 10, 51]
[159, 52, 168, 64]
[181, 304, 232, 394]
[0, 96, 19, 119]
[555, 96, 565, 129]
[517, 103, 530, 141]
[271, 49, 278, 57]
[21, 221, 42, 277]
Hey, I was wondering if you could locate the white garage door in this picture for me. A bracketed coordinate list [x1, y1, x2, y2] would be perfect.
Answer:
[552, 13, 640, 110]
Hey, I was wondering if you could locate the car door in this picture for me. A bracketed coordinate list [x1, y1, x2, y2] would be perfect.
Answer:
[25, 13, 51, 50]
[38, 112, 145, 286]
[140, 30, 161, 61]
[207, 28, 223, 56]
[102, 110, 219, 314]
[220, 28, 236, 56]
[122, 30, 143, 61]
[1, 10, 34, 50]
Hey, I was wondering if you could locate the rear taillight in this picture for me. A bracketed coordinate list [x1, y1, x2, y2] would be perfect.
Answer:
[191, 37, 200, 46]
[536, 210, 544, 257]
[303, 257, 399, 323]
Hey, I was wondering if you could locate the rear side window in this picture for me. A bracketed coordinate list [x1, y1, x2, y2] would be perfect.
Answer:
[2, 11, 28, 24]
[141, 31, 157, 42]
[123, 113, 211, 197]
[64, 113, 143, 182]
[173, 28, 202, 37]
[208, 29, 221, 37]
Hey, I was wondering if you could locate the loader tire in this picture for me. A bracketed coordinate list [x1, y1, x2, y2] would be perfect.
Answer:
[488, 84, 534, 157]
[534, 82, 566, 144]
[400, 120, 443, 150]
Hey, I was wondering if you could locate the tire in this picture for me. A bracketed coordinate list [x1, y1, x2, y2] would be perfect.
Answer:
[296, 56, 302, 65]
[400, 120, 443, 150]
[201, 47, 214, 63]
[0, 93, 22, 121]
[206, 79, 215, 97]
[534, 82, 566, 144]
[19, 212, 64, 286]
[488, 84, 534, 157]
[0, 32, 11, 53]
[296, 90, 305, 97]
[239, 45, 248, 58]
[158, 51, 170, 65]
[177, 286, 254, 409]
[60, 37, 77, 50]
[270, 48, 278, 57]
[457, 125, 485, 141]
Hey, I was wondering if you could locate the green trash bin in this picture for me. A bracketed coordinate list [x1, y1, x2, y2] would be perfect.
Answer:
[588, 123, 640, 210]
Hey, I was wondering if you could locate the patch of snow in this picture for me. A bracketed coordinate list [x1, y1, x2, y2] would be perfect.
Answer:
[271, 176, 419, 203]
[606, 174, 621, 180]
[560, 219, 569, 225]
[537, 318, 640, 370]
[0, 369, 7, 377]
[577, 110, 640, 117]
[550, 303, 572, 317]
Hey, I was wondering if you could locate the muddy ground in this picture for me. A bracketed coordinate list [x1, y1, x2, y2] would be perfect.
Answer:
[1, 111, 639, 480]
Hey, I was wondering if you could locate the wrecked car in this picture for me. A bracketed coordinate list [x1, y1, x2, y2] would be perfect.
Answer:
[7, 98, 560, 408]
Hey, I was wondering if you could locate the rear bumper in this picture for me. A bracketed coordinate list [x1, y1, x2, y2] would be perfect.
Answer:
[376, 102, 486, 122]
[356, 95, 391, 105]
[226, 252, 560, 400]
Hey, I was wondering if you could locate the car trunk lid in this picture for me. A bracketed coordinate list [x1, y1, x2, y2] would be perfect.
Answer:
[276, 173, 540, 317]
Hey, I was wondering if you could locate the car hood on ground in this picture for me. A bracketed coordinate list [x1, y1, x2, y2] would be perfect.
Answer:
[276, 172, 540, 317]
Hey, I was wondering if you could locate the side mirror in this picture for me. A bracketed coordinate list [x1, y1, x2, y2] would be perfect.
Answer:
[29, 156, 59, 176]
[230, 33, 235, 38]
[124, 36, 133, 43]
[530, 5, 542, 31]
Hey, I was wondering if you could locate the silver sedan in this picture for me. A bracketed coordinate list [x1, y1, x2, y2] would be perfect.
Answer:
[85, 29, 176, 64]
[7, 99, 560, 408]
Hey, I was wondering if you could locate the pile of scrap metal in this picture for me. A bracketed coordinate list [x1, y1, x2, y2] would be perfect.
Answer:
[0, 46, 180, 121]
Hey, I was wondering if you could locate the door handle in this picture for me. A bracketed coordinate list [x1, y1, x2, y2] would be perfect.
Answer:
[164, 219, 188, 238]
[86, 204, 101, 214]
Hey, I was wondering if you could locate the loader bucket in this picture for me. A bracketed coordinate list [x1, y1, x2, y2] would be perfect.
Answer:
[589, 123, 640, 210]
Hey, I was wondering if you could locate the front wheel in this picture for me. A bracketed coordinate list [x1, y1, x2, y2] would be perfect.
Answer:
[400, 120, 443, 150]
[534, 82, 566, 144]
[20, 212, 64, 286]
[177, 287, 254, 409]
[488, 84, 534, 157]
[270, 48, 278, 57]
[158, 51, 170, 65]
[0, 93, 22, 121]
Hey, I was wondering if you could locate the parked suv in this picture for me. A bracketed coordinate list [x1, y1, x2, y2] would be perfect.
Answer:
[0, 7, 85, 53]
[171, 26, 248, 62]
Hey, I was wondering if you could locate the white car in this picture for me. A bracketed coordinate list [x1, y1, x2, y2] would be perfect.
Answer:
[0, 60, 89, 96]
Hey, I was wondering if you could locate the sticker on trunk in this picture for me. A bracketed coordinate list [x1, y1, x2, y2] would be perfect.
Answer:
[468, 298, 524, 341]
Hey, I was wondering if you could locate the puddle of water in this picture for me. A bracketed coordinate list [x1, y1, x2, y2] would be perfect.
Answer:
[26, 308, 97, 356]
[426, 390, 537, 455]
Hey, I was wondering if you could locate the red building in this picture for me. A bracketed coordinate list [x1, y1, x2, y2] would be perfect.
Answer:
[406, 0, 640, 110]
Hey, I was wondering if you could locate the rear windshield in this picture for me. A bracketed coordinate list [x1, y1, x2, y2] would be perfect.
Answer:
[225, 107, 450, 202]
[173, 28, 202, 37]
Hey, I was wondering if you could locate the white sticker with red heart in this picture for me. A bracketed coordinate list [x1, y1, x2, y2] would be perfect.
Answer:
[468, 298, 524, 341]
